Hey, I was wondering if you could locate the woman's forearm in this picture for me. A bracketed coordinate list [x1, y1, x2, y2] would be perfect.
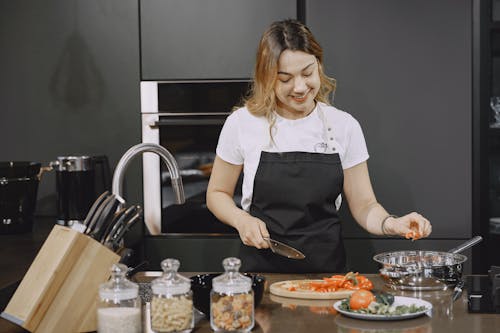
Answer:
[206, 190, 251, 230]
[350, 199, 431, 238]
[351, 201, 394, 236]
[207, 190, 271, 248]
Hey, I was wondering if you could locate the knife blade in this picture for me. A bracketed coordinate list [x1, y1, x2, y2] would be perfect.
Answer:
[89, 194, 120, 240]
[83, 191, 110, 233]
[110, 208, 142, 250]
[99, 206, 128, 243]
[85, 193, 115, 235]
[263, 237, 306, 260]
[102, 205, 137, 246]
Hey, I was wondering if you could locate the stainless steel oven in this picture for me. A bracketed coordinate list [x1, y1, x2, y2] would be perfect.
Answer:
[141, 80, 250, 235]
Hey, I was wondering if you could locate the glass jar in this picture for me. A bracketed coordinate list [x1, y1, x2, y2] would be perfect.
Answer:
[97, 263, 142, 333]
[150, 258, 194, 333]
[210, 257, 254, 332]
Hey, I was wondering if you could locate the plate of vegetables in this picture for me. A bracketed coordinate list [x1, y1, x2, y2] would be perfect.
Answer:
[333, 290, 432, 321]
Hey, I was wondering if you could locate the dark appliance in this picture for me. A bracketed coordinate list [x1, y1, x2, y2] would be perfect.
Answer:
[467, 266, 500, 313]
[0, 161, 42, 234]
[51, 155, 111, 226]
[140, 80, 249, 234]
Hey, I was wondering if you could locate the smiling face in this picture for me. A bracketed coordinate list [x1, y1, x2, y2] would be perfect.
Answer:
[274, 50, 321, 119]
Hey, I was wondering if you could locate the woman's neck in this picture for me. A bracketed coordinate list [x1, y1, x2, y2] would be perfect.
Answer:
[276, 101, 316, 120]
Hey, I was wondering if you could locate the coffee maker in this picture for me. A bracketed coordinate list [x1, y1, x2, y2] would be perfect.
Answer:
[51, 156, 111, 226]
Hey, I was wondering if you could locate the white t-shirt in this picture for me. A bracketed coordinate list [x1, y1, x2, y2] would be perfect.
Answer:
[216, 102, 369, 211]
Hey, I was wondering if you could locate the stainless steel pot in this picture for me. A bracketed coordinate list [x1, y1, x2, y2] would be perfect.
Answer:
[373, 236, 482, 291]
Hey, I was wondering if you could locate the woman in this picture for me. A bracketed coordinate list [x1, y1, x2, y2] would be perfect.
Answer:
[206, 19, 432, 273]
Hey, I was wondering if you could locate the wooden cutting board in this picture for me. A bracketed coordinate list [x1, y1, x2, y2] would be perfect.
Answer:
[270, 280, 355, 300]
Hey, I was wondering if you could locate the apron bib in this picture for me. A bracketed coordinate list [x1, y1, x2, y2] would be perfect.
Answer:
[239, 150, 346, 273]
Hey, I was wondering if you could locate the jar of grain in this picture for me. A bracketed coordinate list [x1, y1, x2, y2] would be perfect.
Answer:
[210, 257, 254, 332]
[150, 258, 193, 333]
[97, 263, 142, 333]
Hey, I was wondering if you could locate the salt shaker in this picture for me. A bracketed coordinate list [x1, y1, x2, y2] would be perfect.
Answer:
[97, 263, 142, 333]
[210, 257, 254, 332]
[150, 258, 194, 333]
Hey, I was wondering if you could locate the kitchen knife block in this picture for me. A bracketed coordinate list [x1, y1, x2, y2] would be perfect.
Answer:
[1, 225, 120, 332]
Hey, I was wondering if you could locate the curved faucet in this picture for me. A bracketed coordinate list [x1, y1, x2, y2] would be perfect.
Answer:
[112, 143, 185, 205]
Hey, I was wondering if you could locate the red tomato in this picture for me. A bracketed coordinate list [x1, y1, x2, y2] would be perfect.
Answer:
[349, 290, 375, 310]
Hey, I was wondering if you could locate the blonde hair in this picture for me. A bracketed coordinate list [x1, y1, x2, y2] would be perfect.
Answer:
[240, 19, 336, 129]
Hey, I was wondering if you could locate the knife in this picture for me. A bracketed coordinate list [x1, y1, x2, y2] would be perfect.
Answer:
[99, 206, 128, 243]
[89, 195, 120, 240]
[102, 205, 137, 246]
[263, 237, 306, 260]
[85, 194, 115, 235]
[83, 191, 110, 233]
[110, 208, 142, 250]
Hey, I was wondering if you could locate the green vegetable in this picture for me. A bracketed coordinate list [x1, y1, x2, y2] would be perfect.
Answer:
[339, 294, 426, 316]
[373, 291, 395, 306]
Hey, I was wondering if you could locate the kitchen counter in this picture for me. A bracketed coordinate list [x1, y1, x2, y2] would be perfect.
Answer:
[251, 274, 500, 333]
[1, 219, 499, 332]
[3, 272, 498, 333]
[150, 273, 500, 333]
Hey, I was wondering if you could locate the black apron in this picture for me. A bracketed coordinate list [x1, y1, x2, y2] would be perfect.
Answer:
[239, 150, 346, 273]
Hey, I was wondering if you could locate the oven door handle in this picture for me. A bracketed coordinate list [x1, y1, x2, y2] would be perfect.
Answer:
[151, 118, 227, 127]
[150, 112, 230, 127]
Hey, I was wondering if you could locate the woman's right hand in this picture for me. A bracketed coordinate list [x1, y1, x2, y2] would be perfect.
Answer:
[234, 214, 270, 249]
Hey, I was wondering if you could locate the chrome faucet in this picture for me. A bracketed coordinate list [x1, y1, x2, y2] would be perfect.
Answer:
[112, 143, 185, 205]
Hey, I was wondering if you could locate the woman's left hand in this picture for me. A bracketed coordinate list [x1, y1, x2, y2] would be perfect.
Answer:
[384, 212, 432, 239]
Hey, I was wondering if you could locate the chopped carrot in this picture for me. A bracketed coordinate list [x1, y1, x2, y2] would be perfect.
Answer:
[405, 221, 422, 241]
[307, 272, 373, 292]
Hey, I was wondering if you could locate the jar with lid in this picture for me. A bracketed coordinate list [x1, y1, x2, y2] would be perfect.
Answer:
[97, 263, 142, 333]
[150, 258, 194, 333]
[210, 257, 254, 332]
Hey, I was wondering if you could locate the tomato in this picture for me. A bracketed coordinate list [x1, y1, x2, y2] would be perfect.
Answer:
[349, 289, 375, 310]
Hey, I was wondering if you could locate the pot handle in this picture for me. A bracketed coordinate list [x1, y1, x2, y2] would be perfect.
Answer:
[448, 236, 483, 254]
[37, 165, 54, 180]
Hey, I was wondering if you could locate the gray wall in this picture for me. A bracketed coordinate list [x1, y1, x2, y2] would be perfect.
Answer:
[0, 0, 142, 216]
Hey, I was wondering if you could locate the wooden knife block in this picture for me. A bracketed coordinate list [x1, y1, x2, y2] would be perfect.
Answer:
[1, 225, 120, 332]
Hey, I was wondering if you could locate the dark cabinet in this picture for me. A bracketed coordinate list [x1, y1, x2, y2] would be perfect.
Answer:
[305, 0, 500, 273]
[140, 0, 296, 80]
[307, 0, 475, 270]
[482, 0, 500, 270]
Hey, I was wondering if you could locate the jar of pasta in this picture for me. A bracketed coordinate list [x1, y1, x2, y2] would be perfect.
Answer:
[210, 257, 254, 332]
[97, 263, 142, 333]
[150, 258, 193, 333]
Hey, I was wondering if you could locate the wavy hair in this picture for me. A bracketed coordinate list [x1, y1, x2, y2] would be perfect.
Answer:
[240, 19, 336, 128]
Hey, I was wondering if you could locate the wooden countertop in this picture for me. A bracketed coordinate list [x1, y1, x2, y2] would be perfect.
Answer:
[1, 218, 499, 332]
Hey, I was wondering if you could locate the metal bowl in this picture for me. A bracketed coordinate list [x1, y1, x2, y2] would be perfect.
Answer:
[373, 250, 467, 291]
